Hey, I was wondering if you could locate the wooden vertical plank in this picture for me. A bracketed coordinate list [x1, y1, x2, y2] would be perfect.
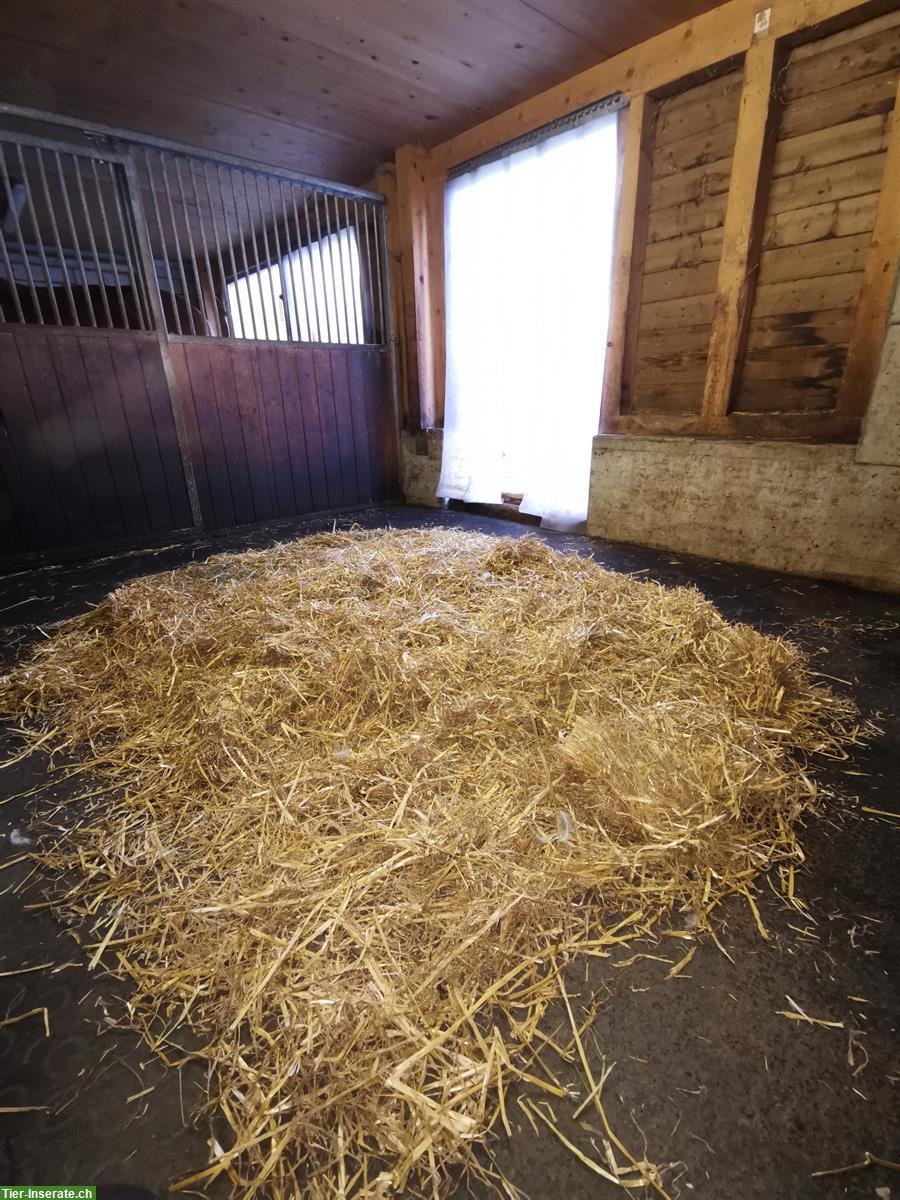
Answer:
[346, 349, 375, 502]
[15, 331, 98, 544]
[78, 336, 153, 538]
[837, 77, 900, 419]
[600, 95, 656, 427]
[169, 341, 216, 528]
[48, 335, 126, 541]
[329, 348, 361, 504]
[312, 348, 345, 507]
[256, 346, 299, 517]
[231, 345, 276, 523]
[208, 346, 256, 526]
[363, 349, 399, 500]
[701, 36, 782, 425]
[106, 337, 176, 533]
[135, 338, 194, 530]
[395, 145, 444, 430]
[183, 343, 236, 530]
[0, 332, 59, 547]
[294, 349, 330, 511]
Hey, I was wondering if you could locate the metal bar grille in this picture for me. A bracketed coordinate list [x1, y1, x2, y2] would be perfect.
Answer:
[135, 148, 387, 346]
[0, 116, 390, 349]
[0, 136, 150, 330]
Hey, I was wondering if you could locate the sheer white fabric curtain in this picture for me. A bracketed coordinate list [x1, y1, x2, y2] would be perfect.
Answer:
[438, 113, 618, 531]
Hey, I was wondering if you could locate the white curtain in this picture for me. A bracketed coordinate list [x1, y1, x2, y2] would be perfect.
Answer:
[437, 112, 618, 531]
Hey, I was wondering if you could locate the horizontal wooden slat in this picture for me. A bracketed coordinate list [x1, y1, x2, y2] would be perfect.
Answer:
[761, 192, 880, 250]
[647, 193, 729, 243]
[773, 112, 890, 178]
[749, 272, 864, 318]
[652, 120, 739, 177]
[643, 226, 725, 274]
[653, 69, 744, 145]
[778, 66, 898, 141]
[637, 292, 716, 332]
[641, 259, 720, 303]
[766, 150, 888, 215]
[739, 344, 847, 380]
[732, 378, 840, 412]
[745, 307, 856, 349]
[649, 155, 734, 209]
[784, 21, 900, 104]
[756, 231, 872, 285]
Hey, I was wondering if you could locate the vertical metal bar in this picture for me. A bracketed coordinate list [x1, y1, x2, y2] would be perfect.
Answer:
[173, 156, 206, 335]
[187, 159, 220, 337]
[0, 179, 24, 322]
[216, 166, 248, 337]
[35, 149, 78, 325]
[277, 179, 304, 341]
[89, 157, 128, 328]
[15, 143, 61, 326]
[54, 150, 97, 327]
[226, 167, 261, 340]
[341, 196, 361, 344]
[199, 161, 230, 336]
[267, 176, 295, 340]
[356, 199, 376, 344]
[300, 189, 324, 341]
[255, 173, 283, 340]
[72, 153, 113, 327]
[0, 142, 43, 324]
[120, 152, 204, 531]
[108, 160, 150, 331]
[142, 147, 182, 335]
[368, 201, 386, 345]
[321, 191, 345, 342]
[238, 169, 270, 339]
[310, 190, 334, 343]
[159, 152, 196, 335]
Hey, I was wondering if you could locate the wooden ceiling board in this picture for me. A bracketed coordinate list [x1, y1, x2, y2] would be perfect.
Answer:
[1, 0, 730, 184]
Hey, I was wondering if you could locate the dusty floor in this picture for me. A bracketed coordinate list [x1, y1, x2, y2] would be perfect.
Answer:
[0, 503, 897, 1199]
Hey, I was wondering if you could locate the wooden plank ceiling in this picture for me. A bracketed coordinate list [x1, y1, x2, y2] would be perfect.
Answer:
[0, 0, 728, 185]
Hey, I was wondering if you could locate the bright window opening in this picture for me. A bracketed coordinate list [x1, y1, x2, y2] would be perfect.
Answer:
[226, 227, 365, 345]
[438, 112, 619, 531]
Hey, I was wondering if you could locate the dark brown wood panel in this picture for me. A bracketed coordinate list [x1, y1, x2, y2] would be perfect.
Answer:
[171, 340, 397, 531]
[733, 7, 900, 415]
[0, 328, 192, 556]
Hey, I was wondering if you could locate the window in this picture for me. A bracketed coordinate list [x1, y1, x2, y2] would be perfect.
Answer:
[226, 227, 365, 345]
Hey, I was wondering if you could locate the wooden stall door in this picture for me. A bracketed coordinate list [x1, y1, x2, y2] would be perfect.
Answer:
[169, 339, 399, 531]
[0, 328, 193, 557]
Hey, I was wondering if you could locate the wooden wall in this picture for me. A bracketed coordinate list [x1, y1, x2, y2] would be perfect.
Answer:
[733, 10, 899, 414]
[391, 0, 900, 446]
[0, 328, 193, 555]
[170, 340, 397, 531]
[624, 66, 744, 414]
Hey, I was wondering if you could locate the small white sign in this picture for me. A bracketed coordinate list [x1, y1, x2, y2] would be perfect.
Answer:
[754, 7, 772, 35]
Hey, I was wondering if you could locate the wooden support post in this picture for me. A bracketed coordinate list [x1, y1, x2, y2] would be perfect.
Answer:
[836, 77, 900, 421]
[701, 30, 781, 428]
[394, 145, 445, 431]
[599, 95, 655, 431]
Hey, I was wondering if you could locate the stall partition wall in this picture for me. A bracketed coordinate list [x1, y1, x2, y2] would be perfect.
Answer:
[0, 108, 399, 562]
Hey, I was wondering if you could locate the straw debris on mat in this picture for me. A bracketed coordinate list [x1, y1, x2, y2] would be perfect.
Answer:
[0, 529, 856, 1197]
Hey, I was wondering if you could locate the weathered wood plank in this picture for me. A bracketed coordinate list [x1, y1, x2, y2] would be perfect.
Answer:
[773, 112, 891, 178]
[702, 36, 781, 423]
[767, 150, 888, 214]
[837, 76, 900, 418]
[761, 192, 880, 250]
[756, 231, 873, 285]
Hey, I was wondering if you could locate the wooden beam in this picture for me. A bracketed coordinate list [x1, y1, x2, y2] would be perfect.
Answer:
[836, 77, 900, 420]
[428, 0, 883, 173]
[701, 33, 782, 426]
[394, 145, 444, 430]
[600, 95, 656, 430]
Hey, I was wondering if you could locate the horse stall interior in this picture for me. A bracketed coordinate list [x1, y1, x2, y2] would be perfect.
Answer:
[0, 2, 899, 1199]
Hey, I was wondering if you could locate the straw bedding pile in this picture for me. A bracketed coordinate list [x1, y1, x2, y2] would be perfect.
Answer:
[0, 529, 855, 1197]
